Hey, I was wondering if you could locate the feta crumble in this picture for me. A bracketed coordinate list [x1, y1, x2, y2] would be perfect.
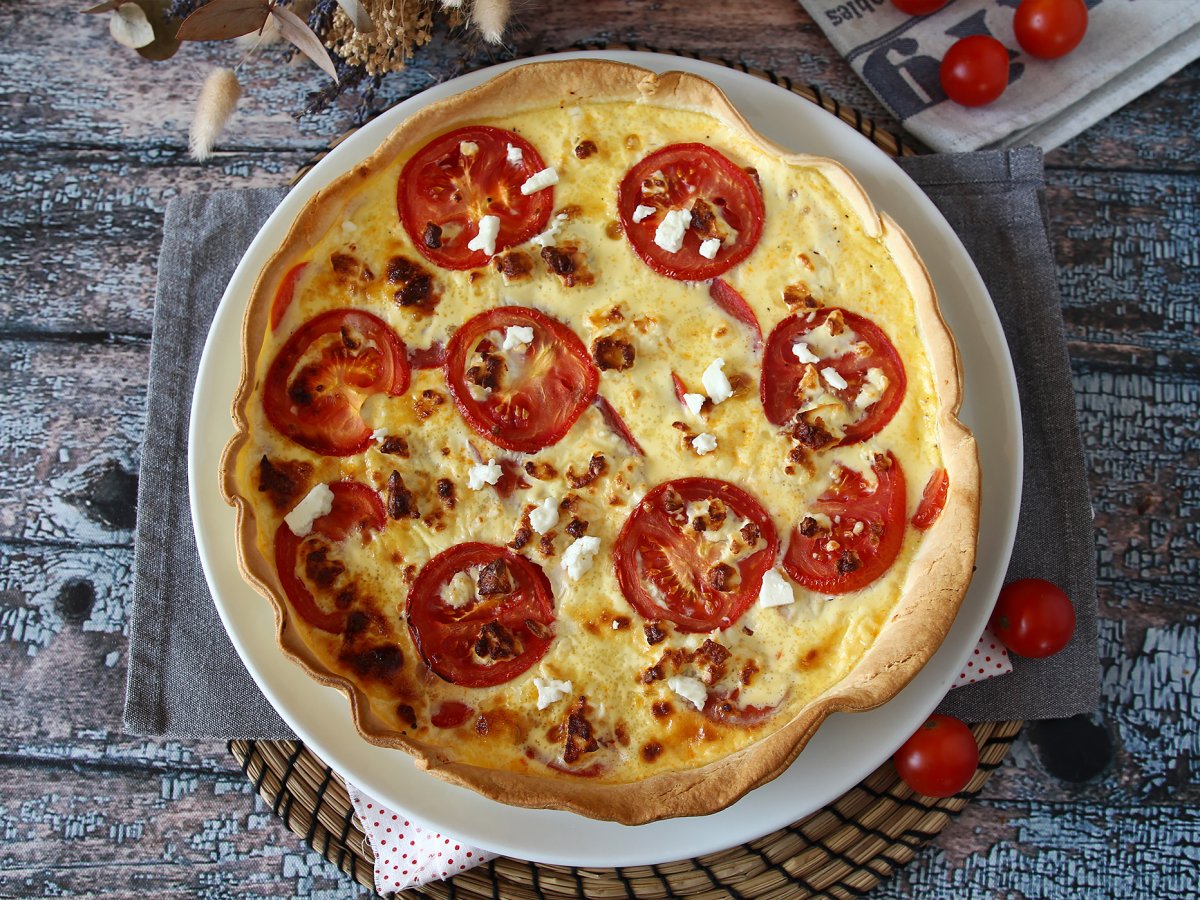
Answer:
[284, 484, 334, 537]
[467, 458, 503, 491]
[371, 427, 388, 443]
[533, 677, 573, 710]
[854, 367, 889, 408]
[682, 392, 706, 417]
[631, 204, 656, 223]
[667, 675, 708, 711]
[520, 167, 559, 195]
[529, 497, 559, 534]
[792, 341, 820, 364]
[562, 535, 601, 581]
[701, 357, 733, 404]
[653, 208, 692, 253]
[691, 432, 718, 455]
[502, 325, 535, 351]
[820, 366, 849, 391]
[505, 142, 523, 164]
[758, 568, 795, 608]
[467, 215, 501, 257]
[698, 237, 721, 259]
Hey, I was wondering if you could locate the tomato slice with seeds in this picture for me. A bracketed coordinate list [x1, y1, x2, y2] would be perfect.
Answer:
[265, 310, 409, 455]
[274, 481, 387, 633]
[264, 309, 410, 456]
[761, 307, 906, 446]
[398, 126, 553, 271]
[407, 543, 555, 688]
[613, 478, 779, 633]
[270, 262, 308, 330]
[783, 452, 907, 595]
[912, 467, 949, 530]
[617, 143, 764, 282]
[444, 306, 599, 453]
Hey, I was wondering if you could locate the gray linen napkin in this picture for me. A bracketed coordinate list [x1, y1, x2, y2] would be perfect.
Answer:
[123, 148, 1099, 738]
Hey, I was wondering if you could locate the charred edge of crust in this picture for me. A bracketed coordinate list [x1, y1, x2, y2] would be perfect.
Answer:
[218, 58, 980, 825]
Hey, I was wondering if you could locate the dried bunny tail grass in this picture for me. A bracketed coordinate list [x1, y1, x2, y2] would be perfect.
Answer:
[471, 0, 509, 43]
[190, 68, 241, 162]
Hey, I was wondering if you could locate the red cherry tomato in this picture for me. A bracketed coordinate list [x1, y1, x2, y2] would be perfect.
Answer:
[893, 714, 979, 798]
[940, 35, 1011, 107]
[444, 306, 599, 453]
[398, 125, 552, 270]
[761, 307, 906, 446]
[613, 478, 779, 633]
[264, 309, 410, 456]
[274, 481, 387, 634]
[783, 452, 907, 595]
[270, 262, 308, 330]
[617, 143, 764, 282]
[406, 543, 555, 687]
[1014, 0, 1088, 60]
[912, 467, 949, 530]
[890, 0, 948, 14]
[989, 578, 1076, 658]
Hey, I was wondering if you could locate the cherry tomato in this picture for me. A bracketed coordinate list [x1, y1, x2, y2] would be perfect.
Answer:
[406, 543, 555, 687]
[783, 452, 907, 595]
[893, 714, 979, 798]
[761, 307, 906, 445]
[264, 309, 410, 456]
[1014, 0, 1088, 60]
[990, 578, 1076, 658]
[912, 467, 949, 530]
[398, 125, 552, 270]
[940, 35, 1010, 107]
[274, 481, 387, 633]
[617, 143, 764, 281]
[890, 0, 948, 14]
[613, 478, 779, 633]
[444, 306, 599, 453]
[269, 262, 308, 330]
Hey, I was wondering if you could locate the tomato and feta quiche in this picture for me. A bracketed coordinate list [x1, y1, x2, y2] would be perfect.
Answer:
[221, 60, 979, 824]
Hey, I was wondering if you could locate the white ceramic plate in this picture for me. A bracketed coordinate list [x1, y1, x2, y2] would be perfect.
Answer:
[190, 50, 1022, 867]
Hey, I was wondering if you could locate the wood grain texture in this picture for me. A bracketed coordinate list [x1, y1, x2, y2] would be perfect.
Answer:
[1, 0, 1196, 895]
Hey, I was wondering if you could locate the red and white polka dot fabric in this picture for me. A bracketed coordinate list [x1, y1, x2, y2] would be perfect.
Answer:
[347, 629, 1011, 893]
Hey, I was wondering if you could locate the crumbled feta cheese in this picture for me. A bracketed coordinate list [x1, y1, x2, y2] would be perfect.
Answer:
[529, 214, 564, 247]
[284, 483, 334, 537]
[682, 392, 706, 417]
[691, 432, 718, 455]
[758, 568, 795, 608]
[441, 570, 476, 609]
[667, 675, 708, 711]
[502, 325, 535, 351]
[467, 215, 501, 257]
[505, 142, 523, 164]
[533, 677, 573, 710]
[631, 204, 656, 223]
[701, 357, 733, 404]
[653, 208, 692, 253]
[611, 619, 621, 630]
[371, 427, 388, 443]
[698, 237, 721, 259]
[459, 140, 479, 157]
[792, 341, 820, 365]
[467, 458, 503, 491]
[562, 535, 601, 581]
[529, 497, 559, 534]
[520, 167, 559, 195]
[854, 367, 889, 408]
[820, 366, 849, 391]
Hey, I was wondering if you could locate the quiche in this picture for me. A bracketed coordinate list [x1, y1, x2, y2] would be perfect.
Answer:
[220, 59, 979, 825]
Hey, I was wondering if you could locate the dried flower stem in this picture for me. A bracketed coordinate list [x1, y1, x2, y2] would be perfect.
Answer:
[190, 67, 242, 162]
[471, 0, 510, 44]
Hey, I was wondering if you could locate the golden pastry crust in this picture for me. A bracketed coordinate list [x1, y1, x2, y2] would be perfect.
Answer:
[220, 59, 979, 824]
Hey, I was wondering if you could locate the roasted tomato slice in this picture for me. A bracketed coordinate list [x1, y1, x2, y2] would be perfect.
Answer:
[912, 467, 949, 530]
[274, 481, 387, 633]
[703, 689, 780, 727]
[398, 126, 553, 271]
[761, 307, 906, 446]
[264, 309, 410, 456]
[617, 143, 764, 281]
[444, 306, 600, 453]
[613, 478, 779, 633]
[406, 543, 555, 688]
[270, 262, 308, 331]
[783, 452, 907, 595]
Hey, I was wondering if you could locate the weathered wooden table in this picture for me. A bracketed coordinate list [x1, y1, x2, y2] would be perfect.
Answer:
[2, 1, 1197, 895]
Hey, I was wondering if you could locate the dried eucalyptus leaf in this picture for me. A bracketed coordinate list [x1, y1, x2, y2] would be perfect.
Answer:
[270, 4, 338, 82]
[110, 3, 156, 48]
[176, 0, 270, 41]
[134, 0, 182, 60]
[335, 0, 375, 33]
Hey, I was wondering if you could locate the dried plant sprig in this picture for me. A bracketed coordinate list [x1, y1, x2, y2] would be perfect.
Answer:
[190, 66, 242, 161]
[324, 0, 432, 77]
[470, 0, 508, 45]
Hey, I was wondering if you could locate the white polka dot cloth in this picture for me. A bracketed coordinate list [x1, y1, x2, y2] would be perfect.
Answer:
[347, 629, 1011, 893]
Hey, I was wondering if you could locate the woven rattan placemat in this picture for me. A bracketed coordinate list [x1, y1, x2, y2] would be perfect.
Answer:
[235, 43, 1015, 898]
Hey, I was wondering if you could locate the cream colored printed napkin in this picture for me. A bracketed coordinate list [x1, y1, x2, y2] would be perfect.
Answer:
[799, 0, 1200, 151]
